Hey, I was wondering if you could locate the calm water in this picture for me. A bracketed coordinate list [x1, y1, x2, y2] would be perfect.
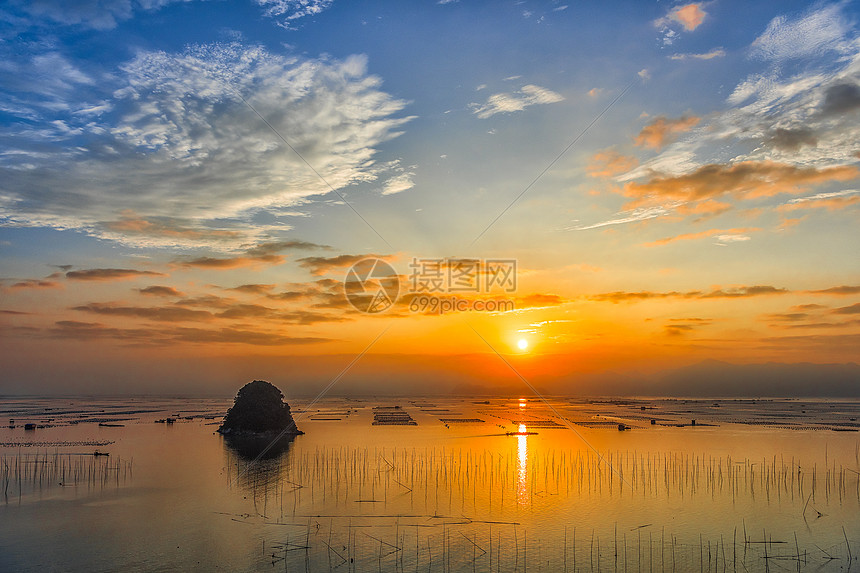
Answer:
[1, 396, 858, 572]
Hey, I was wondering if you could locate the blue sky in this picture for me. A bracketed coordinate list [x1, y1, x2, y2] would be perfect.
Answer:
[1, 1, 858, 393]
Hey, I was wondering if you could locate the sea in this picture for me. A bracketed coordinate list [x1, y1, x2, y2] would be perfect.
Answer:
[1, 395, 858, 572]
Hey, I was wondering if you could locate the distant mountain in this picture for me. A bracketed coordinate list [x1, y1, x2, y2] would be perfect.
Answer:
[651, 360, 860, 397]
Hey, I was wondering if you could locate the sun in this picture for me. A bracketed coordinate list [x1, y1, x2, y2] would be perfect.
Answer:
[517, 338, 529, 350]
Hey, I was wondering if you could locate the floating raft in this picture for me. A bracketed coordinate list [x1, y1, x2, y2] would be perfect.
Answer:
[372, 406, 417, 426]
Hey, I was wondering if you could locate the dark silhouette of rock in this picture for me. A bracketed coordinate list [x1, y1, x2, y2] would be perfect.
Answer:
[218, 380, 303, 436]
[225, 432, 296, 462]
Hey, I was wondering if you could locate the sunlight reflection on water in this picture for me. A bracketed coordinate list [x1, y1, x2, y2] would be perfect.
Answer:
[517, 423, 529, 506]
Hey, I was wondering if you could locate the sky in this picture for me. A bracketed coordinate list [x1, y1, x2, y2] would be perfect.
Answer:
[0, 0, 858, 396]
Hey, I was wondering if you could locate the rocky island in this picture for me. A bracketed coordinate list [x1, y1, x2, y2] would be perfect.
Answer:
[218, 380, 303, 437]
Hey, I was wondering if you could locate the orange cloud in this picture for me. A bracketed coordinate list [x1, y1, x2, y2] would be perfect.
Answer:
[101, 212, 241, 241]
[664, 317, 712, 336]
[173, 240, 327, 271]
[676, 199, 732, 220]
[832, 303, 860, 315]
[806, 286, 860, 296]
[298, 254, 393, 276]
[634, 115, 700, 150]
[66, 268, 166, 281]
[47, 321, 329, 346]
[245, 241, 329, 256]
[175, 255, 283, 269]
[589, 285, 789, 303]
[73, 303, 214, 322]
[515, 293, 566, 307]
[227, 284, 276, 295]
[139, 286, 183, 297]
[587, 149, 639, 178]
[7, 278, 62, 290]
[777, 217, 804, 230]
[643, 227, 759, 247]
[623, 161, 859, 207]
[672, 4, 706, 31]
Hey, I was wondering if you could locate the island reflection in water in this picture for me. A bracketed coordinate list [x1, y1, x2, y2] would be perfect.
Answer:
[222, 432, 297, 494]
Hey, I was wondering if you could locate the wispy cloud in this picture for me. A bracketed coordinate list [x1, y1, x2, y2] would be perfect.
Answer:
[751, 3, 851, 61]
[780, 189, 860, 211]
[670, 48, 725, 61]
[0, 43, 413, 249]
[470, 84, 564, 119]
[5, 0, 187, 30]
[255, 0, 335, 29]
[569, 206, 670, 231]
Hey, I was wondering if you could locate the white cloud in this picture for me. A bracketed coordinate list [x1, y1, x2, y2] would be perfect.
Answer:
[381, 173, 414, 196]
[255, 0, 334, 29]
[714, 234, 751, 245]
[751, 3, 851, 61]
[381, 171, 415, 195]
[618, 149, 700, 181]
[470, 84, 564, 119]
[0, 43, 413, 248]
[670, 48, 725, 61]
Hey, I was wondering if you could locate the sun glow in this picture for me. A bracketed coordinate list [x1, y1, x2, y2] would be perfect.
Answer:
[517, 338, 528, 350]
